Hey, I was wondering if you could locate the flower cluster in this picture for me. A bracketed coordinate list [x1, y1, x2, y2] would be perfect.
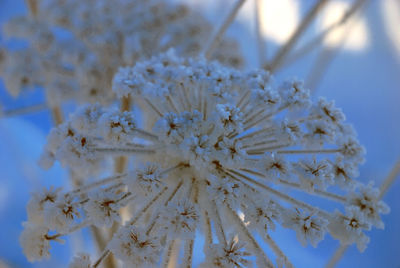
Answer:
[0, 0, 242, 107]
[20, 52, 389, 267]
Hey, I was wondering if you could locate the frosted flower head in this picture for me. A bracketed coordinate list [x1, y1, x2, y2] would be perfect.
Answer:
[282, 209, 329, 248]
[24, 52, 389, 266]
[278, 79, 311, 109]
[27, 187, 61, 225]
[245, 195, 280, 232]
[311, 97, 346, 125]
[19, 222, 51, 262]
[98, 110, 137, 144]
[159, 200, 199, 240]
[39, 122, 105, 177]
[201, 235, 251, 268]
[69, 253, 91, 268]
[294, 158, 334, 191]
[251, 85, 281, 108]
[0, 49, 42, 97]
[126, 163, 165, 196]
[303, 120, 335, 147]
[43, 196, 80, 233]
[84, 189, 123, 228]
[208, 175, 243, 210]
[1, 0, 242, 107]
[258, 153, 292, 181]
[338, 136, 366, 164]
[70, 104, 105, 135]
[331, 156, 359, 189]
[215, 103, 244, 133]
[329, 206, 371, 252]
[109, 225, 161, 267]
[347, 182, 390, 229]
[215, 137, 247, 167]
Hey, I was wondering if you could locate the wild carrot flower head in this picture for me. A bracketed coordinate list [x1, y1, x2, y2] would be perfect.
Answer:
[22, 51, 388, 267]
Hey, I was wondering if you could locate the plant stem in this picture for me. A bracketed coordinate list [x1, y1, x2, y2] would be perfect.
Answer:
[2, 103, 47, 117]
[324, 244, 348, 268]
[25, 0, 38, 17]
[51, 106, 64, 126]
[203, 0, 247, 58]
[225, 203, 274, 268]
[254, 0, 266, 67]
[379, 159, 400, 199]
[282, 0, 367, 69]
[266, 0, 330, 72]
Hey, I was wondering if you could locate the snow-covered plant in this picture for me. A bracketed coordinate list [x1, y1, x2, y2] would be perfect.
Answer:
[20, 51, 389, 267]
[0, 0, 242, 109]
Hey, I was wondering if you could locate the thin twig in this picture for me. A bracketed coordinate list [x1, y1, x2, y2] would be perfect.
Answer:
[1, 103, 48, 118]
[89, 226, 107, 253]
[92, 147, 156, 155]
[305, 47, 338, 93]
[325, 244, 348, 268]
[305, 10, 363, 93]
[254, 0, 266, 67]
[262, 233, 294, 268]
[226, 169, 331, 218]
[162, 240, 176, 268]
[25, 0, 38, 17]
[283, 0, 367, 68]
[276, 149, 341, 154]
[68, 174, 127, 196]
[379, 159, 400, 199]
[240, 168, 346, 203]
[129, 187, 168, 225]
[50, 106, 64, 125]
[203, 0, 247, 58]
[92, 249, 110, 268]
[114, 96, 132, 173]
[265, 0, 330, 72]
[183, 239, 194, 268]
[212, 200, 227, 245]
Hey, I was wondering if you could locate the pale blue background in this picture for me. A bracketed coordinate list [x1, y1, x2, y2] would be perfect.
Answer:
[0, 0, 399, 267]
